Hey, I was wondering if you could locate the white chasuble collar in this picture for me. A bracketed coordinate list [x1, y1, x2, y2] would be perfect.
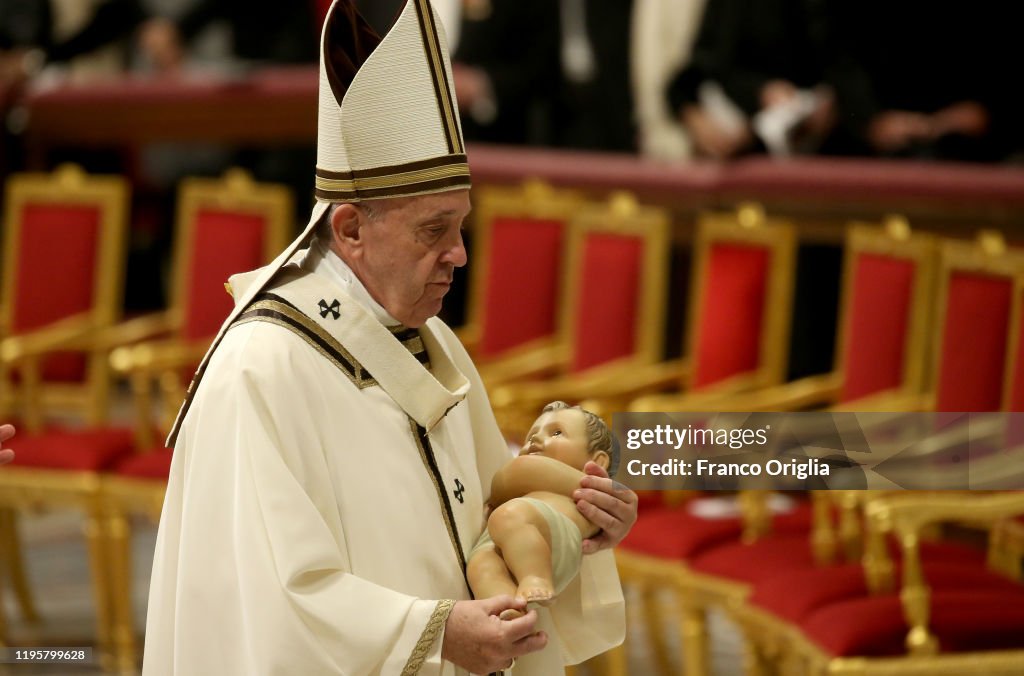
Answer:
[265, 265, 469, 432]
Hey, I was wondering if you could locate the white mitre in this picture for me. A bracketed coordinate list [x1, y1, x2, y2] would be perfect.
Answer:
[315, 0, 470, 201]
[167, 0, 470, 445]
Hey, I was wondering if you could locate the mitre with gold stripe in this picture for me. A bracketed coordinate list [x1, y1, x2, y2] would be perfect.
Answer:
[315, 0, 471, 202]
[166, 0, 470, 445]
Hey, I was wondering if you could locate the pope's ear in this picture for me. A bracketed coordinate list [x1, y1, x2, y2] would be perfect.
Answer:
[590, 449, 610, 471]
[330, 203, 364, 250]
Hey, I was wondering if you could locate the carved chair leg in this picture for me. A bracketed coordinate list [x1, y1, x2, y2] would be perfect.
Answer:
[640, 584, 675, 676]
[0, 509, 39, 622]
[83, 512, 115, 670]
[107, 513, 138, 674]
[0, 574, 7, 647]
[679, 602, 708, 676]
[743, 635, 775, 676]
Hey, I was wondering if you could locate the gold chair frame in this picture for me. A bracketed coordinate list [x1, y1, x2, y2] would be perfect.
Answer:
[0, 164, 130, 663]
[488, 192, 670, 440]
[0, 164, 129, 429]
[736, 492, 1024, 676]
[463, 179, 584, 385]
[725, 217, 939, 413]
[620, 203, 797, 416]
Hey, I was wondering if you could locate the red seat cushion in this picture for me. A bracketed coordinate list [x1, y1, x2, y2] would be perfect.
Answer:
[113, 447, 173, 479]
[9, 427, 135, 471]
[621, 498, 812, 560]
[690, 533, 817, 583]
[751, 556, 1006, 624]
[801, 589, 1024, 657]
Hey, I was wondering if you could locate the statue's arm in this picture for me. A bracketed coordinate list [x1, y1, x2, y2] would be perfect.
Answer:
[488, 455, 585, 507]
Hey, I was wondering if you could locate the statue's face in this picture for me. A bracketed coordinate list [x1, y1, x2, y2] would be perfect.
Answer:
[519, 409, 592, 471]
[346, 190, 470, 327]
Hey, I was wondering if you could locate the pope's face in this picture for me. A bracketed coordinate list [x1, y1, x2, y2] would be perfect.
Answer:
[347, 190, 470, 327]
[519, 408, 593, 471]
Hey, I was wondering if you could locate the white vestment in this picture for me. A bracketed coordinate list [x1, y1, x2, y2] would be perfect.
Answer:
[143, 243, 624, 675]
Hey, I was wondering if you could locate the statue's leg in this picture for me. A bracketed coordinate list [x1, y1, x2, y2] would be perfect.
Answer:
[487, 500, 555, 604]
[468, 543, 517, 598]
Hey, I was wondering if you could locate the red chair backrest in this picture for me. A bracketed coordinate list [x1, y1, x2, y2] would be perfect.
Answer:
[477, 216, 565, 358]
[1006, 286, 1024, 412]
[9, 205, 103, 382]
[569, 231, 644, 372]
[170, 171, 291, 344]
[841, 253, 918, 402]
[691, 243, 770, 388]
[181, 208, 268, 340]
[935, 271, 1014, 412]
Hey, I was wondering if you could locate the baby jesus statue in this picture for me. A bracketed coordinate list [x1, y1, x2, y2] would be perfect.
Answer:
[468, 401, 620, 619]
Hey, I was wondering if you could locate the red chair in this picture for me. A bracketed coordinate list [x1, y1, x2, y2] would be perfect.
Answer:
[751, 492, 1024, 676]
[619, 203, 798, 415]
[594, 205, 797, 675]
[725, 216, 939, 413]
[0, 164, 131, 653]
[729, 232, 1024, 674]
[460, 179, 582, 381]
[488, 192, 671, 440]
[100, 168, 291, 672]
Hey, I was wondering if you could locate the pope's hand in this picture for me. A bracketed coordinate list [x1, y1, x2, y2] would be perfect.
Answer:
[0, 424, 15, 466]
[442, 596, 547, 673]
[574, 461, 638, 554]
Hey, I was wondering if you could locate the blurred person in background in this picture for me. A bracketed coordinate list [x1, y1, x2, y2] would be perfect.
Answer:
[666, 0, 834, 160]
[358, 0, 633, 151]
[137, 0, 319, 72]
[631, 0, 707, 162]
[821, 0, 1015, 162]
[551, 0, 635, 152]
[357, 0, 561, 147]
[0, 0, 145, 175]
[451, 0, 561, 146]
[0, 0, 144, 87]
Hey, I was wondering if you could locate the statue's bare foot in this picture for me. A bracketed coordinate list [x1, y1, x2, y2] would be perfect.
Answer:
[516, 576, 554, 604]
[499, 608, 525, 620]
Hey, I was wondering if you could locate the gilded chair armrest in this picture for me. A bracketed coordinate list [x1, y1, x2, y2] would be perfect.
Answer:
[565, 358, 689, 401]
[477, 339, 567, 387]
[92, 311, 177, 351]
[716, 372, 843, 412]
[110, 337, 212, 375]
[0, 312, 99, 363]
[489, 358, 686, 409]
[827, 389, 929, 412]
[867, 491, 1024, 536]
[628, 371, 768, 412]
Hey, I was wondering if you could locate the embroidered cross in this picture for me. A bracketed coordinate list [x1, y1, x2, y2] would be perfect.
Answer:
[318, 298, 341, 319]
[453, 479, 465, 504]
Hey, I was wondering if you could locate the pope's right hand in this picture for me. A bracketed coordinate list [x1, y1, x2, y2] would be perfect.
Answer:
[442, 596, 547, 673]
